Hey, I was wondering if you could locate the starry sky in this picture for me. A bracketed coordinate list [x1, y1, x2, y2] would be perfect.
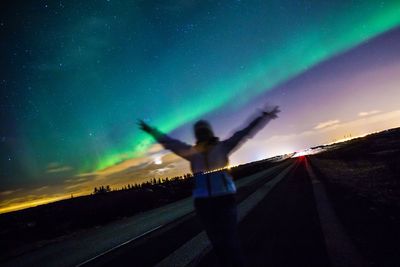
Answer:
[1, 0, 400, 213]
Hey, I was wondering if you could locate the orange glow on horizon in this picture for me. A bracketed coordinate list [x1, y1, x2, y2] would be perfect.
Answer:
[2, 126, 398, 215]
[0, 195, 70, 214]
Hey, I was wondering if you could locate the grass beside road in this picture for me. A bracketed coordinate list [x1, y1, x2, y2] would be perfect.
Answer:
[310, 127, 400, 266]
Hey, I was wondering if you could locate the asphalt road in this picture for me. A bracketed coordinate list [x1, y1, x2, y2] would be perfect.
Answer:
[5, 157, 363, 267]
[198, 157, 330, 267]
[2, 160, 291, 267]
[80, 160, 294, 267]
[196, 156, 365, 267]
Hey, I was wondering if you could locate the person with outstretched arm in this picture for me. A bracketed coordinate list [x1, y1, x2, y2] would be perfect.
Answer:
[138, 105, 280, 267]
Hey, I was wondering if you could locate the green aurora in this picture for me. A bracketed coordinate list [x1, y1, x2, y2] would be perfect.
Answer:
[2, 1, 400, 186]
[97, 1, 400, 171]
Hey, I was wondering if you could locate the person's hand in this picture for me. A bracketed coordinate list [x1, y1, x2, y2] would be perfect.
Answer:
[137, 119, 153, 133]
[262, 105, 280, 119]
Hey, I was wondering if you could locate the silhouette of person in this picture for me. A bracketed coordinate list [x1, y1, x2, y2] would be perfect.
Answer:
[138, 105, 280, 267]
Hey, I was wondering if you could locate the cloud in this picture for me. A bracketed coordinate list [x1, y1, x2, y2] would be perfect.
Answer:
[46, 162, 73, 173]
[358, 110, 381, 117]
[268, 109, 400, 148]
[146, 143, 166, 155]
[231, 109, 400, 165]
[0, 188, 22, 197]
[314, 119, 341, 130]
[35, 186, 49, 192]
[56, 143, 190, 194]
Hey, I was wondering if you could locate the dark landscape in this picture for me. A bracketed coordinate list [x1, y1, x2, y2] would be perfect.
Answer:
[0, 154, 286, 261]
[310, 127, 400, 266]
[1, 127, 399, 266]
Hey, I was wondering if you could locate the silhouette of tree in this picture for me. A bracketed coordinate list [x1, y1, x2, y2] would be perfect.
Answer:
[93, 185, 112, 194]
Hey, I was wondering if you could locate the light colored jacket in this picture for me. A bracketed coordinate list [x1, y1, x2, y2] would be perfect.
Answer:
[149, 114, 272, 198]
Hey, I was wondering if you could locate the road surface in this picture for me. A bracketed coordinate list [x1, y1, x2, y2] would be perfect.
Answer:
[3, 160, 292, 267]
[4, 157, 364, 267]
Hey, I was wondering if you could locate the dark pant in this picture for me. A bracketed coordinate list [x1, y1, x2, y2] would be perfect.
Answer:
[194, 194, 245, 267]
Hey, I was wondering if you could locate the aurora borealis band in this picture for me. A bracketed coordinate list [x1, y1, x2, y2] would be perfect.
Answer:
[1, 1, 400, 212]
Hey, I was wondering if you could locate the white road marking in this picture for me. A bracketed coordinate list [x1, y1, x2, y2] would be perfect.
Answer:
[155, 161, 297, 267]
[75, 224, 163, 267]
[305, 157, 365, 267]
[75, 161, 292, 267]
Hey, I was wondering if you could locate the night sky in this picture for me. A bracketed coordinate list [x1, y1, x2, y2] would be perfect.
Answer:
[1, 0, 400, 213]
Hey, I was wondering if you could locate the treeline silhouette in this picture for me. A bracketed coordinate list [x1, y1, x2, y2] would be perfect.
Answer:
[93, 173, 194, 195]
[93, 185, 111, 194]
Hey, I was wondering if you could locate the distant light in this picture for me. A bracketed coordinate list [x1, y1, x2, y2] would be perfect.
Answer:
[154, 156, 162, 165]
[226, 164, 237, 170]
[293, 150, 309, 157]
[293, 147, 326, 157]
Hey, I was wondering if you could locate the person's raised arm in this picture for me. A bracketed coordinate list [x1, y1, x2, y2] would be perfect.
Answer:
[222, 106, 280, 155]
[137, 119, 192, 160]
